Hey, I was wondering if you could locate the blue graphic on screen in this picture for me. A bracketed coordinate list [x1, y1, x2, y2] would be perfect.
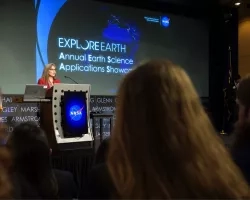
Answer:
[161, 16, 170, 27]
[63, 91, 88, 137]
[102, 14, 140, 70]
[103, 15, 140, 42]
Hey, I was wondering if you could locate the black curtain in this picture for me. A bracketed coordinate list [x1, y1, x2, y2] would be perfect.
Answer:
[209, 6, 238, 132]
[51, 149, 94, 193]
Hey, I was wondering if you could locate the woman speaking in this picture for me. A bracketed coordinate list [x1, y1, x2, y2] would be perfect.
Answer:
[37, 63, 60, 89]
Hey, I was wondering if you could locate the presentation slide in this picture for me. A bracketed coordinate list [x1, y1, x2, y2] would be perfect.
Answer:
[35, 0, 209, 96]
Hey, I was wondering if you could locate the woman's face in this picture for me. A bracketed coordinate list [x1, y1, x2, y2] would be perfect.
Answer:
[48, 65, 56, 77]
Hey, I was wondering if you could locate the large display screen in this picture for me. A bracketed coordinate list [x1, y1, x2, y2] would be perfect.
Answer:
[63, 91, 88, 137]
[35, 0, 209, 96]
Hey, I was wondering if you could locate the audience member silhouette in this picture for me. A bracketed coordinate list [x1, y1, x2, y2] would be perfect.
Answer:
[79, 138, 111, 199]
[232, 74, 250, 184]
[7, 122, 77, 199]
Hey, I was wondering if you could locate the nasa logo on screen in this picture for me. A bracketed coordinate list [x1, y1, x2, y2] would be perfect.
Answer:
[69, 105, 83, 121]
[161, 16, 170, 27]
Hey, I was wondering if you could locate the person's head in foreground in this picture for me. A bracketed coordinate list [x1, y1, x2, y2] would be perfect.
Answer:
[7, 122, 58, 198]
[234, 74, 250, 146]
[108, 59, 249, 199]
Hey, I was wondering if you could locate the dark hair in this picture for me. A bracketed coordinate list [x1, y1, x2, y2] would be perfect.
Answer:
[7, 122, 58, 198]
[236, 74, 241, 80]
[237, 74, 250, 108]
[108, 59, 249, 199]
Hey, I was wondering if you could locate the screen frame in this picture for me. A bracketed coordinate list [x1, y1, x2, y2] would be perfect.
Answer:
[62, 91, 88, 138]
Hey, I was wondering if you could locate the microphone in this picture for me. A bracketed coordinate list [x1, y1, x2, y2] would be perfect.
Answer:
[64, 76, 78, 84]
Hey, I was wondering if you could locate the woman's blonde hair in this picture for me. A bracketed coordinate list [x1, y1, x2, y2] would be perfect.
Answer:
[41, 63, 56, 83]
[108, 59, 249, 199]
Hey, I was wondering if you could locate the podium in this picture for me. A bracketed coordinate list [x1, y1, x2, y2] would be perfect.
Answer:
[25, 84, 93, 151]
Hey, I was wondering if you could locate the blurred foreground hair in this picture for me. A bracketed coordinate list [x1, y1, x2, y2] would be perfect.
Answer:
[108, 59, 249, 199]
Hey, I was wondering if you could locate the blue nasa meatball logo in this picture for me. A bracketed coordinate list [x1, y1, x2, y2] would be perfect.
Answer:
[69, 105, 83, 121]
[161, 16, 170, 27]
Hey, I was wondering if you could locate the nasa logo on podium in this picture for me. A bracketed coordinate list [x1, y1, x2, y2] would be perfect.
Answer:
[69, 105, 83, 121]
[161, 16, 170, 27]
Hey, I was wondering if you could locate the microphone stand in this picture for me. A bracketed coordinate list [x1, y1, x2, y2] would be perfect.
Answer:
[220, 46, 232, 135]
[64, 76, 78, 84]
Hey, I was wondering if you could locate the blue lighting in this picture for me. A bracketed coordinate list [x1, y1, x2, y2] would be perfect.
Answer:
[161, 16, 170, 27]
